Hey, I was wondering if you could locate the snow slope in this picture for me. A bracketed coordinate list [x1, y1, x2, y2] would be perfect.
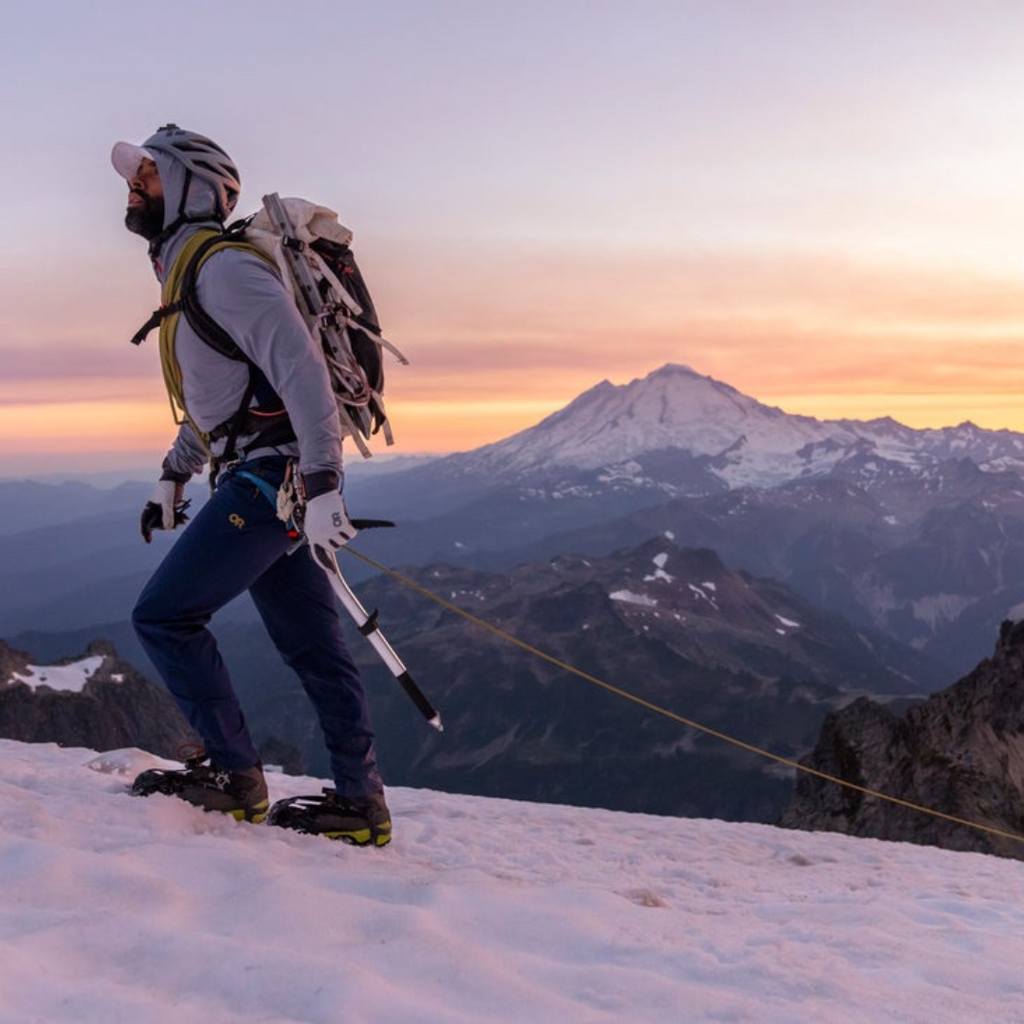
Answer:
[2, 739, 1023, 1023]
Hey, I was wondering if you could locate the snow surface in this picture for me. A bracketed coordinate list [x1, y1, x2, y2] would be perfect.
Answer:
[3, 740, 1024, 1023]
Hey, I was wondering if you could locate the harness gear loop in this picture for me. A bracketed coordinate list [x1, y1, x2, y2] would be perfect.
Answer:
[233, 460, 302, 538]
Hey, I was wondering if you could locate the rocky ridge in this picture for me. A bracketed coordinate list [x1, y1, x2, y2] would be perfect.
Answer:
[0, 639, 194, 757]
[780, 619, 1024, 859]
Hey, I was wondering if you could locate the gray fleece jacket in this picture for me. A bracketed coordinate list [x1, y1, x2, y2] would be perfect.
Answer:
[148, 151, 343, 489]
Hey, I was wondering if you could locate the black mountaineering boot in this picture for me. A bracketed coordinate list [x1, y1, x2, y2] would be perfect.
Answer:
[131, 752, 270, 823]
[267, 788, 392, 846]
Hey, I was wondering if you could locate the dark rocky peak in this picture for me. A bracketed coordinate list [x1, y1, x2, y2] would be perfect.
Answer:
[0, 637, 194, 758]
[0, 639, 30, 681]
[780, 619, 1024, 859]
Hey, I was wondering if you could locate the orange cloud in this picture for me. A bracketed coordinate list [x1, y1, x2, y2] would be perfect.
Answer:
[0, 399, 169, 450]
[7, 245, 1024, 473]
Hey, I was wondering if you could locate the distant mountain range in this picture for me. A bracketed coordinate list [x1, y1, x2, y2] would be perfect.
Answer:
[363, 362, 1024, 501]
[5, 363, 1024, 823]
[344, 364, 1024, 675]
[0, 538, 935, 824]
[338, 538, 940, 822]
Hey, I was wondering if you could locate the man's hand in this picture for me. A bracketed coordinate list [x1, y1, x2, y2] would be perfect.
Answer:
[303, 490, 358, 569]
[140, 479, 189, 543]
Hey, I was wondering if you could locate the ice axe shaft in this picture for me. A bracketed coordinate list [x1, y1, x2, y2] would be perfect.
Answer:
[323, 551, 443, 731]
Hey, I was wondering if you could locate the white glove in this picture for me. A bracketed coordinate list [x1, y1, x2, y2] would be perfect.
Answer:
[303, 490, 358, 568]
[140, 479, 187, 543]
[151, 479, 183, 530]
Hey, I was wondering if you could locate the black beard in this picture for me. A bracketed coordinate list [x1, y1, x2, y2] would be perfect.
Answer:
[124, 193, 165, 240]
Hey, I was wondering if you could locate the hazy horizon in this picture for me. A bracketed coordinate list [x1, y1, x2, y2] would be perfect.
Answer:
[6, 2, 1024, 475]
[3, 359, 1020, 483]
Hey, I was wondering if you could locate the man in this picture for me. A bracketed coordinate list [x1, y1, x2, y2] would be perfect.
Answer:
[113, 124, 390, 845]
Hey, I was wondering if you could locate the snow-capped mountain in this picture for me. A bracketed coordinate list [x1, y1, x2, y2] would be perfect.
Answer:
[447, 363, 1024, 492]
[466, 364, 826, 483]
[8, 362, 1024, 691]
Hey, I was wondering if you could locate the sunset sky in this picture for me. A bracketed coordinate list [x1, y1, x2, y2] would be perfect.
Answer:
[4, 1, 1024, 477]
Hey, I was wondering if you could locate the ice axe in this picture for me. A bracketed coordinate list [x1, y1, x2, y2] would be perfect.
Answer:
[319, 518, 443, 732]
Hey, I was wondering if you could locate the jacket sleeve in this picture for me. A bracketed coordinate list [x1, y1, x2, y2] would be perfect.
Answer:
[161, 421, 209, 481]
[194, 248, 344, 481]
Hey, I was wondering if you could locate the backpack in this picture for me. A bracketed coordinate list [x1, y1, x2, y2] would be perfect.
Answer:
[133, 194, 407, 460]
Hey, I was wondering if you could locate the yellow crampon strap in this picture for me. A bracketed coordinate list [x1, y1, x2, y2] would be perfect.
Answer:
[157, 231, 278, 449]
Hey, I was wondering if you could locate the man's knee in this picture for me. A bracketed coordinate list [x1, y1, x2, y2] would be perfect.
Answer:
[132, 580, 178, 640]
[132, 592, 162, 645]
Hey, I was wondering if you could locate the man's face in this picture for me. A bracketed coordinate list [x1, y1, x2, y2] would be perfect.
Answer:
[124, 158, 165, 240]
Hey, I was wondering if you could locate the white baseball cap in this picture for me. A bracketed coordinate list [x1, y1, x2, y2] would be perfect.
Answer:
[111, 141, 156, 180]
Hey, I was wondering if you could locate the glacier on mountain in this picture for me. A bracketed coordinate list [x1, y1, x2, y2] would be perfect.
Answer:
[454, 363, 1024, 491]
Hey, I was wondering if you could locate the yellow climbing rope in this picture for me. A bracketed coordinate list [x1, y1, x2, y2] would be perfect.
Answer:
[344, 546, 1024, 849]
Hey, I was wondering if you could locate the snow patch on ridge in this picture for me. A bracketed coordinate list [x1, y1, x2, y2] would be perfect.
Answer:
[910, 593, 974, 630]
[10, 656, 104, 693]
[644, 552, 675, 583]
[689, 584, 719, 609]
[611, 590, 659, 607]
[774, 613, 801, 636]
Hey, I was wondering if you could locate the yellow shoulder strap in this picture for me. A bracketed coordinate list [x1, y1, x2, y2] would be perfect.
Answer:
[157, 232, 278, 449]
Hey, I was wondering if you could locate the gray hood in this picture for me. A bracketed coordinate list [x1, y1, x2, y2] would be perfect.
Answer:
[152, 149, 223, 229]
[149, 151, 225, 281]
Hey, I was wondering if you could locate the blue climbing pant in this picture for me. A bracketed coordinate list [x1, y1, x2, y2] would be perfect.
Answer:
[132, 456, 383, 797]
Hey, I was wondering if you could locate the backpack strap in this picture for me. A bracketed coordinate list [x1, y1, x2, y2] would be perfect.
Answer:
[178, 233, 295, 461]
[177, 232, 248, 360]
[130, 303, 182, 347]
[156, 231, 297, 463]
[155, 229, 222, 446]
